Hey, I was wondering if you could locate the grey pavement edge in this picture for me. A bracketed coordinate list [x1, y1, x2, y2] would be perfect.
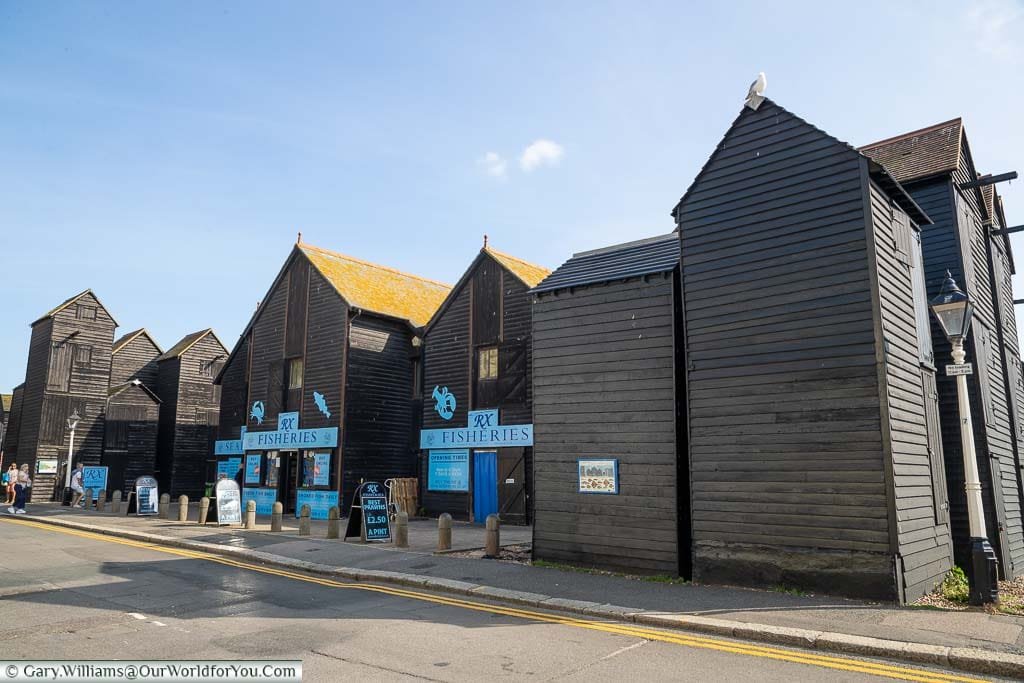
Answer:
[18, 514, 1024, 679]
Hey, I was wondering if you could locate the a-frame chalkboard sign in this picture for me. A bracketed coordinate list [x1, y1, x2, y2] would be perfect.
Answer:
[344, 481, 392, 542]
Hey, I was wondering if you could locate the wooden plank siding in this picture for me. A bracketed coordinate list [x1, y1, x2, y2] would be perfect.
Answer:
[672, 101, 941, 600]
[110, 334, 160, 388]
[532, 274, 680, 574]
[2, 385, 24, 460]
[103, 384, 160, 494]
[217, 333, 251, 441]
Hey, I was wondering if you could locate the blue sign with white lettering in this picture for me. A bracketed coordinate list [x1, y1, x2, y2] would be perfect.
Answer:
[242, 487, 278, 515]
[82, 466, 108, 500]
[214, 439, 243, 455]
[296, 489, 339, 520]
[243, 427, 339, 450]
[244, 454, 262, 484]
[217, 457, 242, 480]
[277, 411, 299, 431]
[420, 424, 533, 449]
[428, 450, 470, 491]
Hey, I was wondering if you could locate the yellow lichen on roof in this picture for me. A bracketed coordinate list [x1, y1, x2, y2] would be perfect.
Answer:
[300, 244, 452, 327]
[484, 246, 552, 288]
[1, 394, 11, 413]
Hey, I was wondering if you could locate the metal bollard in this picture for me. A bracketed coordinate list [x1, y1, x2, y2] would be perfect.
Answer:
[177, 495, 189, 522]
[299, 505, 311, 536]
[395, 511, 409, 548]
[111, 490, 121, 515]
[438, 513, 452, 551]
[199, 496, 210, 524]
[245, 500, 256, 529]
[83, 488, 92, 510]
[158, 493, 170, 519]
[327, 506, 339, 539]
[271, 502, 283, 532]
[485, 514, 500, 558]
[96, 490, 107, 513]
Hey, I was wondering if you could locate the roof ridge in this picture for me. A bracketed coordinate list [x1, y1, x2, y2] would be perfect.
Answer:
[859, 117, 963, 150]
[573, 232, 677, 258]
[300, 243, 451, 289]
[483, 245, 552, 273]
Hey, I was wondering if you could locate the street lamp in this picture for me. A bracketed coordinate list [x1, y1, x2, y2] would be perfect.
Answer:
[63, 409, 81, 505]
[929, 271, 999, 605]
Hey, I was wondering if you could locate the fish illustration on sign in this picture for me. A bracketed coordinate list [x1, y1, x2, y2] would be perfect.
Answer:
[313, 391, 331, 419]
[249, 400, 265, 425]
[432, 386, 456, 421]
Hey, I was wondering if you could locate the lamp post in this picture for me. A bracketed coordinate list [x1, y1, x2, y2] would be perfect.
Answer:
[929, 271, 999, 605]
[63, 409, 81, 505]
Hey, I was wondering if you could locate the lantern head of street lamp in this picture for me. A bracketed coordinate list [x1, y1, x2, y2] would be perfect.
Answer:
[66, 409, 81, 432]
[930, 270, 973, 343]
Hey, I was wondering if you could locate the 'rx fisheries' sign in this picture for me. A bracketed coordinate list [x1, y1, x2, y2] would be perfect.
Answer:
[243, 427, 338, 450]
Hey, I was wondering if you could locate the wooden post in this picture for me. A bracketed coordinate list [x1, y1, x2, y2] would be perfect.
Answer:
[485, 514, 500, 558]
[299, 505, 311, 536]
[271, 502, 283, 532]
[158, 493, 170, 519]
[438, 513, 452, 551]
[327, 506, 339, 539]
[83, 488, 92, 509]
[110, 490, 121, 515]
[177, 495, 189, 522]
[199, 496, 210, 525]
[395, 511, 409, 548]
[245, 500, 256, 529]
[96, 490, 107, 513]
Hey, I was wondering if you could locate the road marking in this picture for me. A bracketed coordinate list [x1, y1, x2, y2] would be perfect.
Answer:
[127, 613, 147, 620]
[2, 518, 990, 683]
[600, 640, 647, 661]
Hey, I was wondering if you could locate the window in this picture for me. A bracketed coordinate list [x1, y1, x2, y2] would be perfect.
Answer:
[75, 345, 92, 367]
[478, 346, 498, 380]
[201, 359, 225, 378]
[76, 304, 97, 320]
[287, 358, 304, 390]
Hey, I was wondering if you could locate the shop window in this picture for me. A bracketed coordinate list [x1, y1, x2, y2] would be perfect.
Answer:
[478, 347, 498, 380]
[265, 452, 281, 488]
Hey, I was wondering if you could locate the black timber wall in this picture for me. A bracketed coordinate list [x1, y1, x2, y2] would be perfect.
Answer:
[218, 333, 251, 441]
[675, 102, 897, 599]
[532, 273, 680, 575]
[111, 335, 160, 388]
[343, 315, 416, 509]
[103, 384, 159, 493]
[2, 386, 25, 459]
[866, 178, 953, 601]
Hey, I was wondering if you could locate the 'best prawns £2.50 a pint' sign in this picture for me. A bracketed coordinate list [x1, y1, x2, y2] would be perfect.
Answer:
[344, 482, 392, 542]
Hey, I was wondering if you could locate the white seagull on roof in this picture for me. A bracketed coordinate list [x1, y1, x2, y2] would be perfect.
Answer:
[745, 72, 767, 110]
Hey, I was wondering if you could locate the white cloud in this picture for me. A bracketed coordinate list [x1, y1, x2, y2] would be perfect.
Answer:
[519, 139, 565, 172]
[478, 151, 507, 179]
[966, 0, 1023, 60]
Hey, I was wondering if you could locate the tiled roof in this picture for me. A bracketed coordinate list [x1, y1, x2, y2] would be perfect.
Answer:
[1, 394, 11, 413]
[157, 329, 226, 361]
[533, 233, 679, 293]
[300, 243, 451, 328]
[859, 118, 963, 184]
[484, 246, 551, 288]
[32, 288, 118, 326]
[112, 329, 162, 355]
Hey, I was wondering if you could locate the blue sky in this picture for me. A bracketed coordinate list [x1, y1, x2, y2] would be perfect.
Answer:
[1, 1, 1023, 391]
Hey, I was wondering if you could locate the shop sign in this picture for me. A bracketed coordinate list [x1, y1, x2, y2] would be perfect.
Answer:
[278, 411, 299, 431]
[428, 450, 470, 491]
[244, 454, 262, 484]
[242, 487, 278, 515]
[83, 466, 108, 500]
[578, 459, 619, 495]
[243, 427, 338, 450]
[313, 453, 330, 487]
[344, 481, 391, 542]
[217, 457, 242, 480]
[419, 424, 532, 449]
[135, 476, 159, 515]
[215, 479, 242, 525]
[215, 427, 246, 455]
[296, 489, 339, 520]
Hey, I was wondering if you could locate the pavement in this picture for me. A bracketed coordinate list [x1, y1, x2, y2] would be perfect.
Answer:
[3, 518, 973, 682]
[15, 502, 1024, 678]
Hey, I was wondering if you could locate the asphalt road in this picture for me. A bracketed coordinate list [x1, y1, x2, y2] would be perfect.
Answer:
[0, 518, 998, 682]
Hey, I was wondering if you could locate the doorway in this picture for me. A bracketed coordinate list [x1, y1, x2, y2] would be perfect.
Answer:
[277, 450, 300, 513]
[473, 450, 498, 523]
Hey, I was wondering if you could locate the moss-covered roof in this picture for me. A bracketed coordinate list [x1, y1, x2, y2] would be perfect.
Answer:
[300, 243, 451, 327]
[483, 246, 551, 288]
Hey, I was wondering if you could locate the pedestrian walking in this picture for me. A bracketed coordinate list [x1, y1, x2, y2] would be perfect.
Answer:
[8, 464, 30, 515]
[3, 463, 16, 506]
[70, 463, 85, 509]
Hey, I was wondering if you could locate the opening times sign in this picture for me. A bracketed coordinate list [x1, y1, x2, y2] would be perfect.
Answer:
[428, 450, 469, 491]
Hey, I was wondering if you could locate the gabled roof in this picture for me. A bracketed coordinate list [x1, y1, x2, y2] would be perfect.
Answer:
[533, 233, 680, 294]
[672, 98, 929, 226]
[112, 328, 163, 356]
[107, 380, 161, 404]
[1, 394, 11, 413]
[300, 243, 451, 328]
[157, 329, 227, 362]
[859, 119, 963, 184]
[32, 289, 118, 326]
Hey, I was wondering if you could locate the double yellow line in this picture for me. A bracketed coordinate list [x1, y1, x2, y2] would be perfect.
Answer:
[2, 517, 990, 683]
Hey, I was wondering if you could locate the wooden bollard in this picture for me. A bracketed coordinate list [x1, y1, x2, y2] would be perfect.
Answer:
[96, 490, 107, 512]
[177, 495, 189, 522]
[271, 502, 283, 532]
[299, 505, 311, 536]
[198, 496, 210, 524]
[83, 488, 92, 509]
[245, 500, 256, 529]
[485, 514, 500, 558]
[395, 511, 409, 548]
[110, 490, 121, 514]
[438, 513, 452, 551]
[158, 493, 170, 519]
[327, 506, 339, 539]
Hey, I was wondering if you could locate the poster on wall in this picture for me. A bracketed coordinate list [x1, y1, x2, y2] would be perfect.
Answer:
[244, 454, 262, 485]
[242, 487, 277, 515]
[217, 457, 242, 480]
[296, 489, 339, 520]
[82, 466, 109, 500]
[313, 453, 330, 487]
[428, 450, 469, 492]
[578, 459, 619, 495]
[35, 458, 58, 475]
